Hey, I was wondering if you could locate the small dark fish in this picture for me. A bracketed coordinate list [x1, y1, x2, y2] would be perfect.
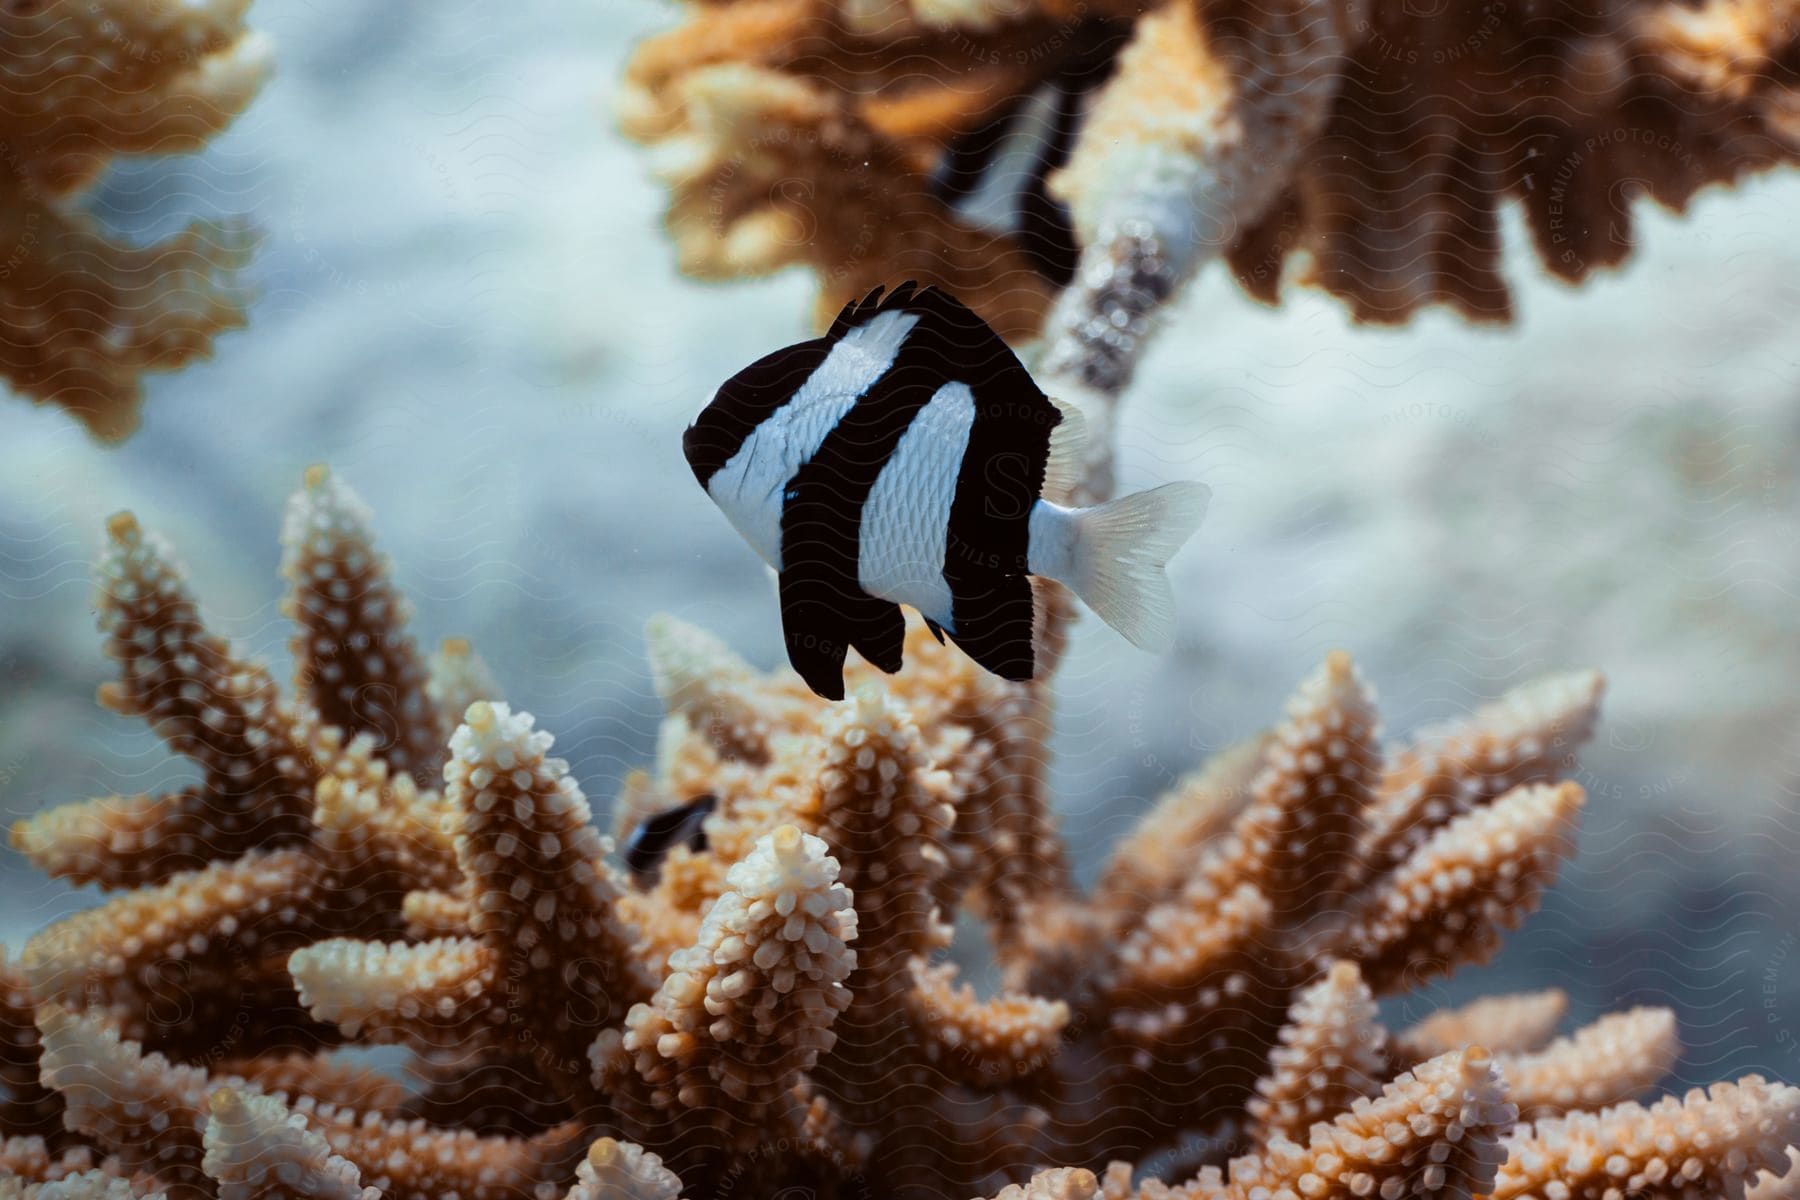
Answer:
[683, 283, 1210, 700]
[624, 793, 716, 887]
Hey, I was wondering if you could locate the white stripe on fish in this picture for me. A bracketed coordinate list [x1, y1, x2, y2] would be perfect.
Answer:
[858, 379, 977, 629]
[706, 308, 921, 569]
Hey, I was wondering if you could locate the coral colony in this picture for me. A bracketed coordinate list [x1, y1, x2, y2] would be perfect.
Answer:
[1, 1, 267, 439]
[2, 465, 1797, 1198]
[625, 0, 1800, 332]
[622, 0, 1800, 490]
[3, 0, 1800, 1197]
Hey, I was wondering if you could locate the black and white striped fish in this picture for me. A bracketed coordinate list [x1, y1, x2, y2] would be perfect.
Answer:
[623, 792, 715, 888]
[683, 283, 1209, 700]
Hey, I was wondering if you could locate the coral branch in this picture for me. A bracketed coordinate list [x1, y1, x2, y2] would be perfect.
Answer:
[905, 961, 1070, 1087]
[1, 0, 268, 437]
[1360, 671, 1604, 882]
[201, 1089, 379, 1200]
[598, 825, 856, 1165]
[1229, 651, 1380, 918]
[425, 639, 502, 736]
[1343, 782, 1586, 993]
[447, 700, 654, 1084]
[1245, 960, 1386, 1145]
[1493, 1077, 1800, 1200]
[1499, 1008, 1682, 1120]
[280, 466, 442, 786]
[12, 514, 315, 888]
[564, 1138, 684, 1200]
[289, 937, 499, 1048]
[1222, 1046, 1515, 1200]
[1391, 989, 1569, 1063]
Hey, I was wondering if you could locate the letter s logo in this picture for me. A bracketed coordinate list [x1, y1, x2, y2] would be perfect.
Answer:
[984, 452, 1033, 521]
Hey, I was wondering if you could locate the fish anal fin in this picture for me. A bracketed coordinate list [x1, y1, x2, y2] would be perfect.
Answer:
[1027, 575, 1067, 677]
[941, 572, 1039, 683]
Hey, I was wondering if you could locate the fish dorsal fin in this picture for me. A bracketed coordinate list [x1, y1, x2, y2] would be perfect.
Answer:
[827, 281, 926, 339]
[1041, 394, 1088, 504]
[827, 282, 1020, 382]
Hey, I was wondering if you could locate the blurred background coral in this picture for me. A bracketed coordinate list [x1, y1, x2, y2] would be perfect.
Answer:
[2, 0, 1798, 1092]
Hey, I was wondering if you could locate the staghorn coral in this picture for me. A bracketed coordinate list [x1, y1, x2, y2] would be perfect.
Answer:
[620, 0, 1800, 487]
[1, 471, 1797, 1200]
[9, 477, 470, 1061]
[1, 0, 270, 440]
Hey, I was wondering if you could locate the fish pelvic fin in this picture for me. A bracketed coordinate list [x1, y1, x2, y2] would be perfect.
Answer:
[1064, 480, 1210, 653]
[778, 569, 853, 700]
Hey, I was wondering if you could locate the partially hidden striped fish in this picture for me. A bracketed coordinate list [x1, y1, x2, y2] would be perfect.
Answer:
[682, 282, 1210, 700]
[623, 792, 715, 888]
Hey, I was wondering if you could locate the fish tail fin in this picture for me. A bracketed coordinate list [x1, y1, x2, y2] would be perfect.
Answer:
[1066, 481, 1211, 652]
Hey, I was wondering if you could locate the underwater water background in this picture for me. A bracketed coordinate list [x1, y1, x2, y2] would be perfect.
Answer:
[1, 0, 1797, 1088]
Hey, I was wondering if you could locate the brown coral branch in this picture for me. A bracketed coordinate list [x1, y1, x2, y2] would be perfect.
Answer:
[903, 959, 1070, 1091]
[0, 1, 268, 438]
[1359, 671, 1604, 885]
[35, 1006, 587, 1200]
[1244, 960, 1386, 1146]
[200, 1089, 380, 1200]
[1498, 1008, 1682, 1121]
[1227, 651, 1380, 919]
[563, 1138, 685, 1200]
[1340, 781, 1586, 994]
[295, 700, 654, 1104]
[1390, 988, 1570, 1064]
[279, 466, 443, 788]
[1493, 1077, 1800, 1200]
[0, 952, 62, 1148]
[1219, 1046, 1515, 1200]
[13, 514, 316, 889]
[596, 825, 857, 1178]
[213, 1053, 408, 1118]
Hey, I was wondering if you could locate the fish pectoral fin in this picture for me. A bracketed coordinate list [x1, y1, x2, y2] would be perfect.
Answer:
[849, 598, 906, 676]
[778, 567, 853, 700]
[923, 617, 948, 645]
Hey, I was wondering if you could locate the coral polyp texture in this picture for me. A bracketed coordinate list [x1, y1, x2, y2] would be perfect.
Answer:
[0, 0, 268, 440]
[5, 466, 1800, 1200]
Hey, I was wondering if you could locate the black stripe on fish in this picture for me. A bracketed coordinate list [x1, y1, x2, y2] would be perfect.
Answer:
[1016, 82, 1086, 287]
[683, 339, 833, 488]
[777, 292, 941, 697]
[624, 792, 717, 887]
[939, 296, 1061, 681]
